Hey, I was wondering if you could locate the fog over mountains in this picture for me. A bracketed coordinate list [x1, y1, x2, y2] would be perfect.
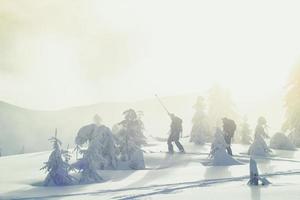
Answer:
[0, 95, 197, 156]
[0, 92, 284, 156]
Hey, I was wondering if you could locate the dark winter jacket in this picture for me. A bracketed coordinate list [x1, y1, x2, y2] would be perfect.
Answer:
[169, 115, 183, 141]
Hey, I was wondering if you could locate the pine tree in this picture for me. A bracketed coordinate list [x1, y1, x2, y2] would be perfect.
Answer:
[238, 117, 252, 144]
[41, 129, 75, 186]
[207, 84, 239, 135]
[78, 141, 104, 184]
[284, 65, 300, 147]
[190, 96, 210, 144]
[115, 109, 145, 169]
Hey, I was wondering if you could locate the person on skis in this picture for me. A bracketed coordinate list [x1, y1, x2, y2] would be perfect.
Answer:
[167, 113, 185, 154]
[222, 117, 236, 156]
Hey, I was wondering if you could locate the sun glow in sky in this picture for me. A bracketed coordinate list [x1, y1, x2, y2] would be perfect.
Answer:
[0, 0, 300, 111]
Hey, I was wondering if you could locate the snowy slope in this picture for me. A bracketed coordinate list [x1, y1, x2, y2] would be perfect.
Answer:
[1, 139, 300, 200]
[0, 95, 196, 156]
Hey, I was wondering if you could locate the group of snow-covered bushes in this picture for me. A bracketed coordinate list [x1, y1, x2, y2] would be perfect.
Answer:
[42, 109, 146, 186]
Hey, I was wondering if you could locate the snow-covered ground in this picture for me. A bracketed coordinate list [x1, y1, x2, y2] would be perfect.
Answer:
[1, 138, 300, 200]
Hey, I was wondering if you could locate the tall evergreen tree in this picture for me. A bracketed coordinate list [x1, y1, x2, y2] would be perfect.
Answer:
[190, 96, 210, 144]
[207, 84, 239, 133]
[115, 109, 145, 169]
[238, 117, 252, 144]
[284, 65, 300, 146]
[41, 129, 75, 186]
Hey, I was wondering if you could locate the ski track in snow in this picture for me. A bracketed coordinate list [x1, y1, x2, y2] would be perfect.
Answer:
[148, 150, 300, 164]
[2, 140, 300, 200]
[6, 169, 300, 200]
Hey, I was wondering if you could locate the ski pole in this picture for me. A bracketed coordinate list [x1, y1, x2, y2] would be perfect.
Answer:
[155, 94, 170, 115]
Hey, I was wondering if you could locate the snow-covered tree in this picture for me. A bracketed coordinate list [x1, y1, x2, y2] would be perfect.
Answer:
[284, 65, 300, 147]
[76, 139, 105, 184]
[208, 128, 241, 166]
[74, 115, 118, 183]
[207, 84, 239, 134]
[41, 129, 75, 186]
[190, 96, 210, 145]
[114, 109, 146, 169]
[270, 132, 296, 151]
[118, 109, 146, 145]
[237, 117, 252, 144]
[248, 117, 271, 157]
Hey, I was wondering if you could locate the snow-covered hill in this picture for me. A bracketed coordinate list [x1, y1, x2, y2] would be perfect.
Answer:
[0, 95, 196, 156]
[1, 139, 300, 200]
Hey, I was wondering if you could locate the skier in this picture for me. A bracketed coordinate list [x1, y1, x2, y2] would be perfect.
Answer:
[154, 95, 185, 154]
[222, 117, 236, 156]
[167, 113, 185, 154]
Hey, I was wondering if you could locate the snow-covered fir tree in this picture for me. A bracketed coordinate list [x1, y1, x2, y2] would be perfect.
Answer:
[190, 96, 210, 145]
[208, 128, 240, 166]
[237, 117, 252, 144]
[248, 117, 272, 156]
[41, 129, 75, 186]
[74, 115, 117, 183]
[114, 109, 146, 169]
[284, 65, 300, 147]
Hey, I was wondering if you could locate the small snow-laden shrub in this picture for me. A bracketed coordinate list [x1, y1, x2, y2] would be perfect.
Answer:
[208, 128, 241, 166]
[248, 134, 272, 157]
[248, 121, 272, 157]
[270, 132, 296, 151]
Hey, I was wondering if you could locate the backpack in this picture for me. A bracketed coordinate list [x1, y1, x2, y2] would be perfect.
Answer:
[171, 116, 183, 132]
[223, 118, 236, 137]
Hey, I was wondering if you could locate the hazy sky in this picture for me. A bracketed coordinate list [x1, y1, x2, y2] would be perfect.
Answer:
[0, 0, 299, 110]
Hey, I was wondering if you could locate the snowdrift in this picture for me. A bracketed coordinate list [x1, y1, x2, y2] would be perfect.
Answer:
[270, 132, 296, 151]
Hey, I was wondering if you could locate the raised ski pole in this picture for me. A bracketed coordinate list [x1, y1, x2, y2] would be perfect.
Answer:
[155, 94, 170, 115]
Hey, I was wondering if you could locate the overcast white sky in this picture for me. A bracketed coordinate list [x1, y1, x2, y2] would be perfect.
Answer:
[0, 0, 299, 110]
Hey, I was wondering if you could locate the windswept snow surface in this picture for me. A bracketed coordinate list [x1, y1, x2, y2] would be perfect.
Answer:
[1, 138, 300, 200]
